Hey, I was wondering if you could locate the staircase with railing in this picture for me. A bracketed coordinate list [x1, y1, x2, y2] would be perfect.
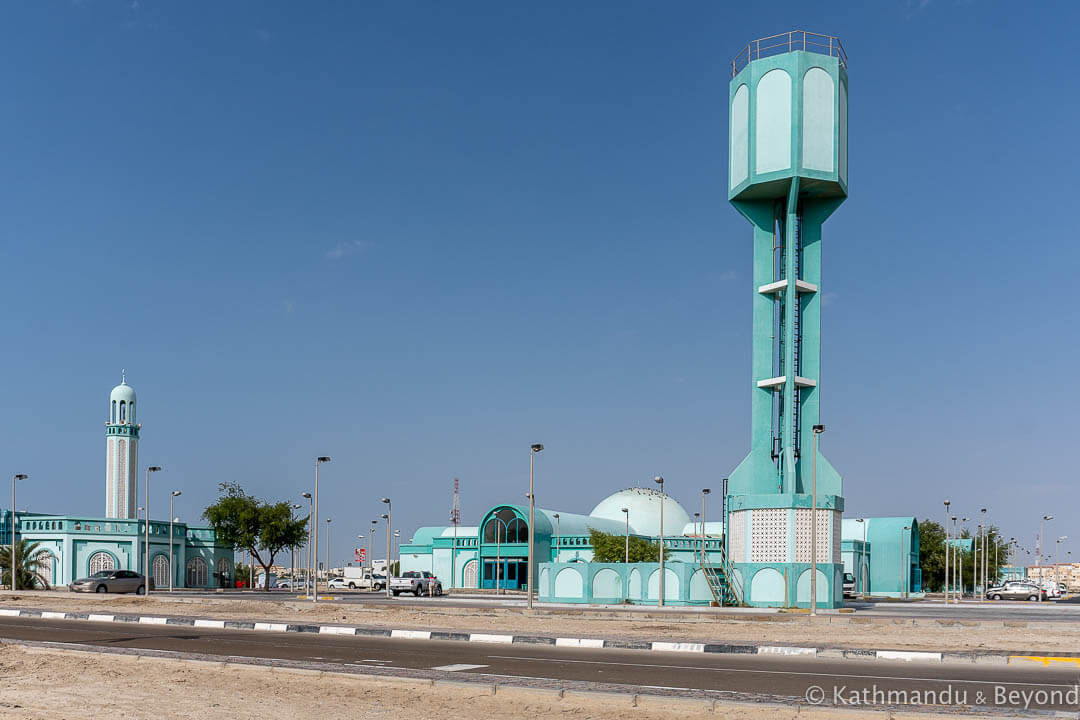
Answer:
[699, 543, 743, 606]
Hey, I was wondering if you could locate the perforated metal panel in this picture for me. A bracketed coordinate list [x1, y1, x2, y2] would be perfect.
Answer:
[750, 508, 788, 562]
[729, 511, 747, 562]
[794, 508, 836, 562]
[794, 508, 813, 562]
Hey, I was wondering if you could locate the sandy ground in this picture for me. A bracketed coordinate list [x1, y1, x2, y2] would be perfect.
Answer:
[0, 643, 993, 720]
[1, 592, 1077, 653]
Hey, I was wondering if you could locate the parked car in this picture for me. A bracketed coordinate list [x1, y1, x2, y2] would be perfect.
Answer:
[343, 566, 387, 591]
[842, 572, 856, 599]
[327, 577, 348, 590]
[70, 570, 150, 595]
[985, 581, 1047, 601]
[389, 571, 443, 597]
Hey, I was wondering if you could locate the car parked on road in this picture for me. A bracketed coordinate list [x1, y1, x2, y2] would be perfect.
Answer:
[70, 570, 150, 595]
[985, 581, 1047, 601]
[389, 571, 443, 597]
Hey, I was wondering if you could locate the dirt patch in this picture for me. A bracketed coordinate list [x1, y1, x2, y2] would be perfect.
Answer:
[0, 643, 973, 720]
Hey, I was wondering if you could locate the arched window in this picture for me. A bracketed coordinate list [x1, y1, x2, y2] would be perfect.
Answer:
[483, 508, 522, 544]
[186, 557, 208, 587]
[119, 401, 126, 423]
[152, 555, 169, 588]
[506, 518, 527, 544]
[89, 551, 115, 575]
[462, 559, 478, 589]
[215, 557, 231, 587]
[129, 401, 135, 423]
[33, 551, 54, 588]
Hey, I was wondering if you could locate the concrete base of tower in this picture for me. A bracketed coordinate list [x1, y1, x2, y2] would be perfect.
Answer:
[730, 561, 844, 608]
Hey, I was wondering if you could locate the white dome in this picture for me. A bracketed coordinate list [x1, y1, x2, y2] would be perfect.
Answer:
[589, 487, 691, 538]
[110, 382, 136, 404]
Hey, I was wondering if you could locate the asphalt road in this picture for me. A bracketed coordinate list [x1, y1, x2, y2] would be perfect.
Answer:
[2, 616, 1078, 712]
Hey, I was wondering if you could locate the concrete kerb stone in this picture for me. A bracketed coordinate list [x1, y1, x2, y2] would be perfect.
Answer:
[4, 604, 1078, 669]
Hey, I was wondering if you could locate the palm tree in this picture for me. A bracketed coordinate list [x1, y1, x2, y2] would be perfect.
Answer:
[1, 539, 52, 590]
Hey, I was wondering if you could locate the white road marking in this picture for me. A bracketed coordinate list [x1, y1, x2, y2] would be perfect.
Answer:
[87, 614, 114, 623]
[555, 638, 604, 648]
[193, 619, 225, 628]
[253, 622, 289, 632]
[138, 617, 168, 625]
[650, 642, 705, 653]
[41, 612, 66, 620]
[469, 633, 514, 644]
[432, 664, 488, 672]
[487, 655, 1079, 688]
[390, 629, 431, 640]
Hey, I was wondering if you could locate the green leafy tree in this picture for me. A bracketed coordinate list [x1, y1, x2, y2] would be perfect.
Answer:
[589, 529, 668, 563]
[1, 540, 52, 590]
[919, 520, 1012, 593]
[202, 483, 309, 591]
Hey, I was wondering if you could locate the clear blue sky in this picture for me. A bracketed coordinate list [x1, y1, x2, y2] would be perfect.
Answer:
[2, 2, 1077, 567]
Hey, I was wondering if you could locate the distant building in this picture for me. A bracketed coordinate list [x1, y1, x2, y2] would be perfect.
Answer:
[1, 374, 231, 589]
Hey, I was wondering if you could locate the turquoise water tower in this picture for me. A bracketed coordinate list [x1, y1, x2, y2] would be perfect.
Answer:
[726, 32, 847, 608]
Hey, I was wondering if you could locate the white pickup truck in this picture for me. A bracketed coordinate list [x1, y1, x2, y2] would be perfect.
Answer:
[342, 566, 386, 591]
[389, 571, 443, 597]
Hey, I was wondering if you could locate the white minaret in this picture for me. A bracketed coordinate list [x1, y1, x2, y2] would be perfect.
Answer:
[105, 371, 140, 519]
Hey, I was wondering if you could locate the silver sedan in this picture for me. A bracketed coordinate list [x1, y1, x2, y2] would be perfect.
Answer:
[70, 570, 149, 594]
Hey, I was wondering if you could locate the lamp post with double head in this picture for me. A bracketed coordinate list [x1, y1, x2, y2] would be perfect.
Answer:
[654, 476, 665, 607]
[810, 424, 825, 615]
[527, 443, 543, 610]
[169, 491, 181, 592]
[301, 492, 313, 596]
[10, 474, 28, 591]
[144, 466, 162, 596]
[1056, 536, 1068, 589]
[311, 457, 331, 603]
[381, 498, 392, 598]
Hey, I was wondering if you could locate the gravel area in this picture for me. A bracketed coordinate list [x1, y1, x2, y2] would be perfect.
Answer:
[1, 592, 1077, 653]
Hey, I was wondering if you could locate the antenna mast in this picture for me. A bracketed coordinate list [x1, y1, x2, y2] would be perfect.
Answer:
[451, 478, 461, 589]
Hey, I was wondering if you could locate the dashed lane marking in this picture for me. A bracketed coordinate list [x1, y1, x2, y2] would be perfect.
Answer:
[431, 664, 488, 672]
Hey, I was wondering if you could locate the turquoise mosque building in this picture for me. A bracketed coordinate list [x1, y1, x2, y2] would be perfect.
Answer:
[2, 374, 232, 590]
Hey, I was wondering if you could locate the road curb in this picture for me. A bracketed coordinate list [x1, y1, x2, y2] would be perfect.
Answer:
[3, 605, 1077, 667]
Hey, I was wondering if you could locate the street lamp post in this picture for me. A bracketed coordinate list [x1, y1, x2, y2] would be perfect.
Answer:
[1056, 536, 1068, 589]
[902, 526, 911, 598]
[381, 498, 392, 598]
[943, 500, 951, 603]
[527, 443, 543, 610]
[854, 518, 865, 595]
[620, 508, 629, 563]
[552, 513, 560, 563]
[810, 424, 825, 615]
[10, 474, 28, 591]
[312, 457, 331, 603]
[302, 492, 313, 596]
[370, 520, 377, 574]
[701, 488, 711, 566]
[169, 491, 181, 592]
[325, 518, 332, 583]
[950, 516, 959, 601]
[144, 466, 162, 597]
[1038, 515, 1053, 602]
[292, 504, 302, 591]
[979, 508, 987, 602]
[654, 476, 665, 607]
